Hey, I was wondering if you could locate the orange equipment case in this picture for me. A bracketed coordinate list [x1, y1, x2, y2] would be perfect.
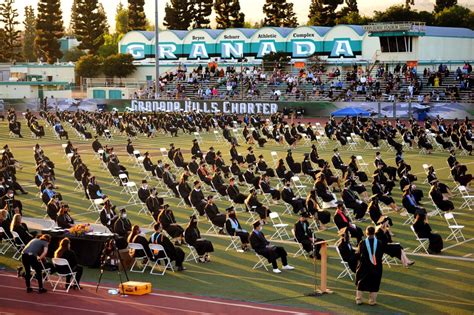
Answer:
[119, 281, 152, 296]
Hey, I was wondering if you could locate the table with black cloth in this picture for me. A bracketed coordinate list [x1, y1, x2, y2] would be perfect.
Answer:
[42, 230, 112, 267]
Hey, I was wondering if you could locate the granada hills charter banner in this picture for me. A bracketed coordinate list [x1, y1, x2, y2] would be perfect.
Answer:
[130, 100, 279, 115]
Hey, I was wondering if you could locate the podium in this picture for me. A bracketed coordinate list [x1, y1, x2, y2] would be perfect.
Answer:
[307, 240, 334, 296]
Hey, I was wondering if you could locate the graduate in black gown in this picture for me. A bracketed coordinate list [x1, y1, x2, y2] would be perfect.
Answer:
[157, 204, 185, 245]
[184, 215, 214, 262]
[355, 226, 385, 306]
[429, 180, 454, 212]
[413, 213, 443, 254]
[336, 227, 358, 273]
[305, 189, 331, 228]
[375, 216, 414, 267]
[294, 212, 324, 259]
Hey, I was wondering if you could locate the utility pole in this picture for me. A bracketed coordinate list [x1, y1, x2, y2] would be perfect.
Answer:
[154, 0, 160, 99]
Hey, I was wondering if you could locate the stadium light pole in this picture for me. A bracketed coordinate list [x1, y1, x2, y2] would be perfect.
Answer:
[154, 0, 160, 99]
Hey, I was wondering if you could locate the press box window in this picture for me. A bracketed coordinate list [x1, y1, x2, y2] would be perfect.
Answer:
[380, 36, 412, 53]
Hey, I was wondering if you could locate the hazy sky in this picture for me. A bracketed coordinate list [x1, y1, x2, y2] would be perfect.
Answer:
[12, 0, 474, 31]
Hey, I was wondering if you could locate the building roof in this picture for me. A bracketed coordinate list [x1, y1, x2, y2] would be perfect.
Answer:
[424, 26, 474, 38]
[308, 26, 332, 37]
[136, 31, 155, 41]
[168, 30, 188, 40]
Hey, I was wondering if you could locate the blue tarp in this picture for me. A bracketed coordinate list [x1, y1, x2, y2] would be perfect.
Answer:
[331, 107, 371, 117]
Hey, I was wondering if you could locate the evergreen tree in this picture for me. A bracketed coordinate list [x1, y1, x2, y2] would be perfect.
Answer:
[191, 0, 214, 29]
[434, 0, 457, 13]
[115, 1, 129, 34]
[74, 0, 107, 54]
[23, 6, 37, 62]
[308, 0, 343, 26]
[164, 0, 193, 30]
[263, 0, 298, 27]
[345, 0, 358, 13]
[214, 0, 245, 29]
[35, 0, 64, 64]
[98, 3, 109, 34]
[128, 0, 147, 30]
[0, 0, 21, 61]
[68, 0, 79, 35]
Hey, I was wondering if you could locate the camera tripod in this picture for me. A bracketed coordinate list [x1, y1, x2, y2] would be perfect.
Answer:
[95, 237, 129, 296]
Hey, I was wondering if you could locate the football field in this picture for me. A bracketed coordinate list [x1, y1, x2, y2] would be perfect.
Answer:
[0, 117, 473, 314]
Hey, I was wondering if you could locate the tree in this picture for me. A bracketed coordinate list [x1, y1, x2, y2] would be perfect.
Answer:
[115, 1, 128, 34]
[308, 0, 343, 26]
[214, 0, 245, 29]
[164, 0, 193, 30]
[74, 0, 107, 54]
[128, 0, 147, 30]
[336, 12, 371, 25]
[405, 0, 414, 9]
[373, 5, 418, 22]
[0, 0, 22, 61]
[434, 0, 457, 13]
[102, 53, 136, 80]
[75, 54, 102, 78]
[63, 47, 85, 62]
[191, 0, 214, 29]
[23, 6, 37, 62]
[98, 3, 109, 34]
[97, 33, 122, 58]
[435, 5, 474, 29]
[263, 0, 298, 27]
[345, 0, 358, 13]
[35, 0, 64, 64]
[68, 0, 79, 35]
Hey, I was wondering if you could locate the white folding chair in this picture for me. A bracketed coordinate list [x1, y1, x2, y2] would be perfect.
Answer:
[252, 252, 271, 271]
[346, 137, 357, 151]
[0, 227, 13, 254]
[291, 176, 307, 197]
[119, 173, 129, 193]
[410, 226, 430, 254]
[458, 186, 474, 210]
[194, 132, 203, 144]
[335, 247, 354, 280]
[214, 130, 224, 142]
[422, 164, 430, 184]
[382, 253, 399, 268]
[30, 260, 53, 288]
[225, 235, 244, 253]
[291, 229, 308, 259]
[271, 151, 279, 167]
[444, 212, 465, 243]
[124, 181, 140, 204]
[356, 155, 369, 172]
[52, 258, 80, 292]
[149, 244, 174, 275]
[10, 231, 25, 260]
[128, 243, 150, 273]
[185, 244, 199, 263]
[269, 212, 290, 241]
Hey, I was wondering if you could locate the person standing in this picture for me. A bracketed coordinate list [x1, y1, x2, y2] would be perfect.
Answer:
[355, 226, 384, 306]
[21, 234, 51, 293]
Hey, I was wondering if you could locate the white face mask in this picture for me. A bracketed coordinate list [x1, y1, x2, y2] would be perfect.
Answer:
[122, 214, 127, 219]
[143, 185, 148, 189]
[7, 194, 13, 198]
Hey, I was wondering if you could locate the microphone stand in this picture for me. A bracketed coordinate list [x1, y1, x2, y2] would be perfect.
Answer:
[305, 231, 322, 297]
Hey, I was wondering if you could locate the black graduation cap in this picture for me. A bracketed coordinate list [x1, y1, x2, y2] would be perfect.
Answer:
[300, 212, 311, 218]
[252, 220, 261, 229]
[226, 206, 234, 212]
[377, 216, 389, 225]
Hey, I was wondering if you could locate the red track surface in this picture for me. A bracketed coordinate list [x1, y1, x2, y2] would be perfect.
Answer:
[0, 272, 325, 315]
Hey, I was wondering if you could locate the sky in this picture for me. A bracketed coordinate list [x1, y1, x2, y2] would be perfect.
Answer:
[12, 0, 474, 31]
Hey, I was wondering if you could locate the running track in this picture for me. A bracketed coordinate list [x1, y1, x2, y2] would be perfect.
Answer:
[0, 272, 324, 315]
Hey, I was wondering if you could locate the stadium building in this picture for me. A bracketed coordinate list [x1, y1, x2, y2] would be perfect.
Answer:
[118, 22, 474, 81]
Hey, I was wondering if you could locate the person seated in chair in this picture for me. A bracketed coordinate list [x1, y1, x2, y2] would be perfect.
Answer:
[376, 216, 414, 267]
[250, 220, 295, 274]
[56, 203, 75, 229]
[259, 174, 280, 203]
[204, 196, 227, 235]
[157, 204, 185, 245]
[185, 215, 214, 263]
[331, 148, 348, 177]
[99, 199, 118, 232]
[227, 177, 247, 204]
[333, 202, 363, 244]
[294, 212, 324, 259]
[190, 181, 207, 216]
[281, 180, 306, 214]
[149, 223, 186, 271]
[413, 212, 443, 254]
[429, 180, 454, 212]
[245, 189, 270, 222]
[225, 207, 250, 251]
[128, 225, 154, 260]
[335, 227, 358, 273]
[342, 180, 368, 220]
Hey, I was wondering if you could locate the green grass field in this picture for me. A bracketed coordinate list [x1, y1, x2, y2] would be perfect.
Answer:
[1, 117, 473, 314]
